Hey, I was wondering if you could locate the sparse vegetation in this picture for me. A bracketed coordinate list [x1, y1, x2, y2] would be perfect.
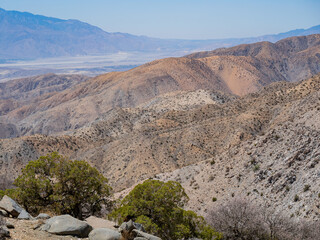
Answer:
[294, 194, 299, 202]
[303, 184, 310, 192]
[253, 164, 260, 172]
[208, 197, 320, 240]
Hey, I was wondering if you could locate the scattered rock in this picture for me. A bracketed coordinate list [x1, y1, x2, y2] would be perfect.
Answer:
[0, 195, 23, 218]
[36, 213, 51, 220]
[40, 214, 93, 237]
[5, 222, 14, 229]
[18, 209, 34, 220]
[0, 210, 7, 218]
[132, 230, 161, 240]
[85, 216, 117, 230]
[0, 226, 10, 239]
[118, 220, 160, 240]
[88, 228, 121, 240]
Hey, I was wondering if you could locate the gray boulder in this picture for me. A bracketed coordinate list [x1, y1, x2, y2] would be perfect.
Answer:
[85, 216, 117, 230]
[0, 226, 10, 239]
[0, 210, 7, 217]
[89, 228, 121, 240]
[40, 214, 93, 237]
[119, 219, 145, 232]
[133, 230, 161, 240]
[17, 209, 34, 220]
[118, 220, 160, 240]
[36, 213, 51, 220]
[0, 195, 23, 217]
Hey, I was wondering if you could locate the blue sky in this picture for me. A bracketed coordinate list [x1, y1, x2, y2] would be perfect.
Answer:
[1, 0, 319, 39]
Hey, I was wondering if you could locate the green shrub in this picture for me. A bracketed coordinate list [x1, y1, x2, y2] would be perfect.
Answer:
[212, 197, 217, 202]
[303, 185, 310, 192]
[253, 164, 260, 172]
[0, 188, 20, 200]
[13, 152, 112, 219]
[294, 194, 299, 202]
[110, 179, 221, 240]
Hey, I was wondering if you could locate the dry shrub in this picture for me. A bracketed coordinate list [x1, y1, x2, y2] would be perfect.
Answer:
[207, 197, 319, 240]
[207, 197, 268, 239]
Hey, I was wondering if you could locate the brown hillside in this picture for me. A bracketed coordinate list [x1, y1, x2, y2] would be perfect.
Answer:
[0, 35, 319, 139]
[1, 73, 320, 213]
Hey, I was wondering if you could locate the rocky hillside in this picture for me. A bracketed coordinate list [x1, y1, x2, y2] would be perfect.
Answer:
[1, 73, 320, 223]
[0, 35, 319, 139]
[0, 74, 89, 138]
[187, 34, 320, 83]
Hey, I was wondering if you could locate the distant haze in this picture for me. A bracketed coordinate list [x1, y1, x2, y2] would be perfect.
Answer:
[1, 0, 320, 39]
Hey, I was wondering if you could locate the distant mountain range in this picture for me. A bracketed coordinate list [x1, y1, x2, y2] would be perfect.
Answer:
[0, 8, 319, 60]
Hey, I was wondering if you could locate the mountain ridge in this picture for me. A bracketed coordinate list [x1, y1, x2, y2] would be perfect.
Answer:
[0, 34, 319, 139]
[0, 8, 319, 60]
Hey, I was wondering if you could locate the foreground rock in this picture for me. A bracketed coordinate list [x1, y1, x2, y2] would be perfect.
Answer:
[89, 228, 121, 240]
[40, 214, 93, 237]
[0, 225, 10, 239]
[0, 210, 7, 217]
[18, 209, 34, 220]
[36, 213, 51, 220]
[118, 220, 161, 240]
[85, 216, 117, 230]
[133, 230, 161, 240]
[0, 195, 23, 217]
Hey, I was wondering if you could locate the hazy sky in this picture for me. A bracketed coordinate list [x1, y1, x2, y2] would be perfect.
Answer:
[1, 0, 319, 39]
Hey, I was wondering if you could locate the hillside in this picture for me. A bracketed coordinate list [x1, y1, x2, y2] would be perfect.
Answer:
[0, 35, 319, 139]
[1, 73, 320, 222]
[0, 8, 319, 60]
[0, 74, 89, 138]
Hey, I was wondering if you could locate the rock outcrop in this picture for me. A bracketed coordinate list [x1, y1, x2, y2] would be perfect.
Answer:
[118, 220, 160, 240]
[0, 195, 23, 217]
[40, 214, 93, 237]
[36, 213, 51, 220]
[89, 228, 121, 240]
[17, 209, 34, 220]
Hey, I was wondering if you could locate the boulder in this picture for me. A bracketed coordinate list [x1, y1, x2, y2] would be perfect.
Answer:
[17, 209, 34, 220]
[85, 216, 117, 230]
[119, 220, 145, 234]
[5, 222, 14, 229]
[0, 195, 23, 217]
[132, 230, 161, 240]
[89, 228, 121, 240]
[40, 214, 93, 237]
[0, 210, 7, 217]
[36, 213, 51, 220]
[0, 226, 10, 239]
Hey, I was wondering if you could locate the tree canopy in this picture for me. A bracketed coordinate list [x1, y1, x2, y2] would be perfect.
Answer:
[110, 179, 221, 240]
[13, 152, 112, 219]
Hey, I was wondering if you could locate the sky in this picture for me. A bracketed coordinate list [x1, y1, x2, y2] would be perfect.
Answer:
[0, 0, 320, 39]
